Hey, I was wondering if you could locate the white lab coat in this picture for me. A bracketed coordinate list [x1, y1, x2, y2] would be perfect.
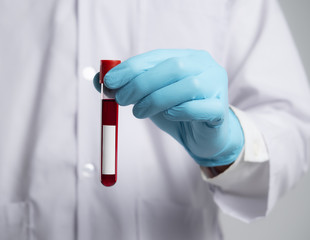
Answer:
[0, 0, 310, 239]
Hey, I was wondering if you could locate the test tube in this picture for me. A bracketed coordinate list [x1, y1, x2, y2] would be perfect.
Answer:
[99, 60, 121, 187]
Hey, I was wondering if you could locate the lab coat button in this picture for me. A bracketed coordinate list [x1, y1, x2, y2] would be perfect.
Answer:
[82, 67, 96, 81]
[82, 163, 96, 177]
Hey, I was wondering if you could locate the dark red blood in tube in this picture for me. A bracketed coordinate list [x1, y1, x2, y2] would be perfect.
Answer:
[101, 99, 118, 187]
[102, 99, 118, 125]
[101, 174, 117, 187]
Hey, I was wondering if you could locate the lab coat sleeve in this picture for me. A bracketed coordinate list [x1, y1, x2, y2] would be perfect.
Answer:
[201, 106, 270, 222]
[203, 0, 310, 222]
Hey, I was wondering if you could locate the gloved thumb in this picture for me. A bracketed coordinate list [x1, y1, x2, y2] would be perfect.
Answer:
[93, 72, 101, 93]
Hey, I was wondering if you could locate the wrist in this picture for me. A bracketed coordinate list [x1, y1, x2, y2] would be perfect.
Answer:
[192, 108, 244, 167]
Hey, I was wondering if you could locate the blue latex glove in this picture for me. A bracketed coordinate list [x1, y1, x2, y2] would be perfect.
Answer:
[94, 49, 244, 167]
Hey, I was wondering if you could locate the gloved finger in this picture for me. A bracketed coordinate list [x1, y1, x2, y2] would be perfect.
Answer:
[104, 49, 196, 89]
[116, 56, 206, 106]
[93, 72, 101, 93]
[163, 98, 225, 126]
[132, 73, 220, 118]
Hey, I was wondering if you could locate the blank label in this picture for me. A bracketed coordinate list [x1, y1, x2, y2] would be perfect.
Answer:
[102, 125, 116, 174]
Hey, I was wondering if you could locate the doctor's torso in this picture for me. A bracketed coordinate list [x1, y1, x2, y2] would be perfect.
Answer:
[0, 1, 232, 239]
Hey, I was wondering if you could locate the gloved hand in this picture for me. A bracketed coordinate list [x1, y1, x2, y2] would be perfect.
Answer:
[94, 49, 244, 167]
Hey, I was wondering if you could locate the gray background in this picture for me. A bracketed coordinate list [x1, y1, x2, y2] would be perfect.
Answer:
[220, 0, 310, 239]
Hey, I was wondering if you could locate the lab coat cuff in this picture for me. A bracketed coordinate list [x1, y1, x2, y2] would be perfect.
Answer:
[200, 107, 271, 222]
[200, 105, 269, 182]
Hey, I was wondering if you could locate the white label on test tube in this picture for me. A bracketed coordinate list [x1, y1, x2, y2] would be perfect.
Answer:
[102, 125, 116, 174]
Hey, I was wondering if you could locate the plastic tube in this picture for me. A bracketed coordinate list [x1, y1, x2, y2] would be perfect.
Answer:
[99, 60, 121, 186]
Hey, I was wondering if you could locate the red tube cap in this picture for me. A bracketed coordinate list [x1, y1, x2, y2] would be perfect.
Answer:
[99, 60, 121, 84]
